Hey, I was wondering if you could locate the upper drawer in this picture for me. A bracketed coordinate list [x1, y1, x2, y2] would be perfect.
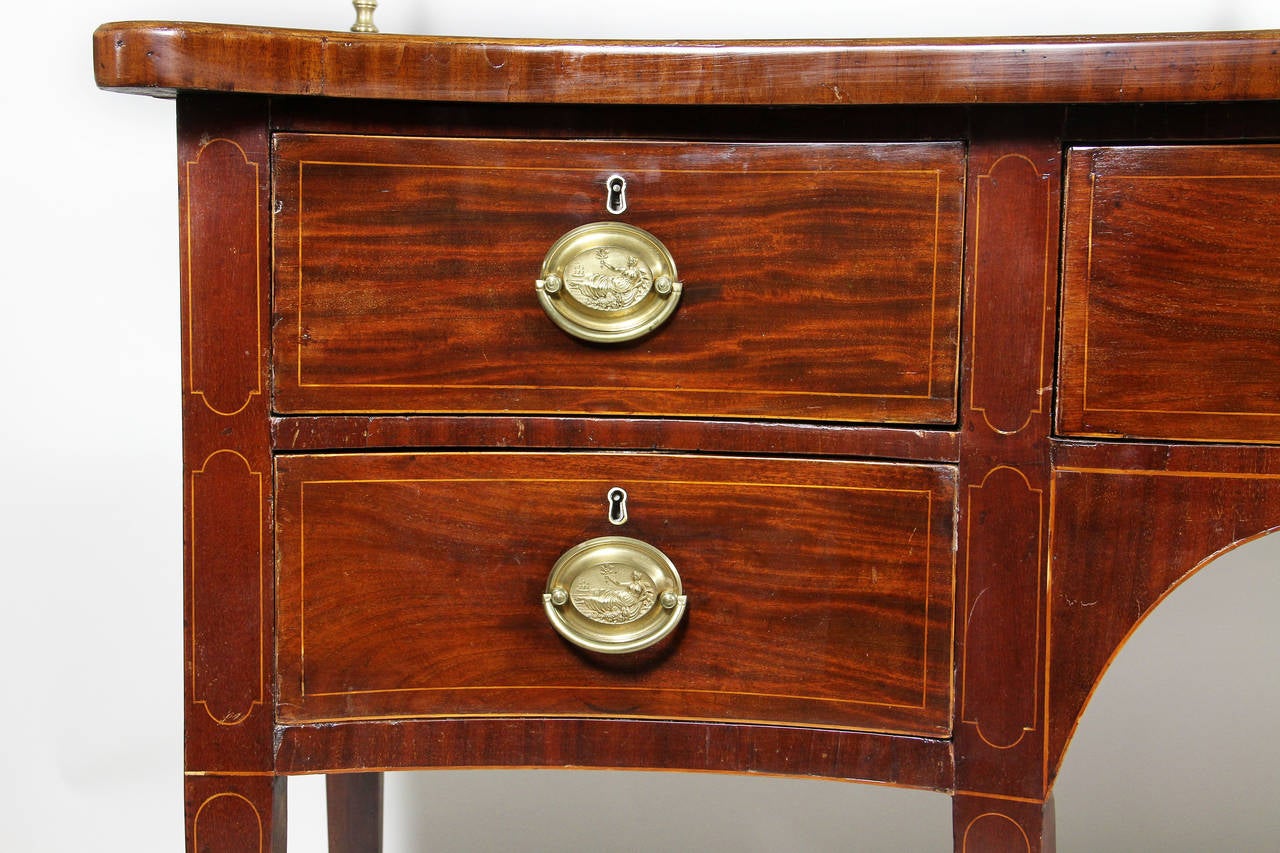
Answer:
[1058, 144, 1280, 444]
[272, 135, 964, 423]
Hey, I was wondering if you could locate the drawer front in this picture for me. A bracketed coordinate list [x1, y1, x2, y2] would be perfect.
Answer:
[1059, 145, 1280, 443]
[272, 135, 964, 423]
[275, 452, 956, 736]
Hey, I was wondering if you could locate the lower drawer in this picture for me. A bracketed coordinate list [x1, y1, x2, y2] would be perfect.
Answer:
[275, 452, 955, 736]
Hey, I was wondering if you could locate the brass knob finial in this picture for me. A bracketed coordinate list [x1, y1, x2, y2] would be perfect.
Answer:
[351, 0, 379, 33]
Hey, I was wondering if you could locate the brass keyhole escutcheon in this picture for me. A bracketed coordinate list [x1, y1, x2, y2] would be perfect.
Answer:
[605, 174, 628, 214]
[535, 222, 683, 344]
[607, 487, 628, 525]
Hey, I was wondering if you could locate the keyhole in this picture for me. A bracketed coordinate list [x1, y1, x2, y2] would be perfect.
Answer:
[607, 487, 628, 525]
[605, 175, 627, 215]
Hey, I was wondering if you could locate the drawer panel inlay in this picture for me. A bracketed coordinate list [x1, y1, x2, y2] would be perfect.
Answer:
[190, 450, 265, 726]
[186, 138, 262, 418]
[275, 452, 956, 736]
[1059, 144, 1280, 443]
[272, 136, 965, 423]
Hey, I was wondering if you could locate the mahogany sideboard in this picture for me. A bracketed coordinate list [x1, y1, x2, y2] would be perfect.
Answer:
[93, 22, 1280, 851]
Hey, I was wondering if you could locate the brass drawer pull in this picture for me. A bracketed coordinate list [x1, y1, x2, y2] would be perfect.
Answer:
[543, 535, 687, 654]
[535, 222, 683, 343]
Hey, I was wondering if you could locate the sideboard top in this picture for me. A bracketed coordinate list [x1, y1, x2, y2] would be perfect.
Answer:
[94, 21, 1280, 106]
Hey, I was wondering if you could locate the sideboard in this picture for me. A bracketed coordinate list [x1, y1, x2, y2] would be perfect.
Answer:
[93, 21, 1280, 851]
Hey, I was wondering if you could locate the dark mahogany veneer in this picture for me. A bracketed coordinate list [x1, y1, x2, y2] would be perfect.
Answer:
[94, 22, 1280, 852]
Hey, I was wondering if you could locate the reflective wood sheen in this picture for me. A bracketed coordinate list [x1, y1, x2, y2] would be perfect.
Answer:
[92, 21, 1280, 853]
[95, 23, 1280, 105]
[275, 452, 956, 735]
[1059, 144, 1280, 443]
[273, 134, 963, 423]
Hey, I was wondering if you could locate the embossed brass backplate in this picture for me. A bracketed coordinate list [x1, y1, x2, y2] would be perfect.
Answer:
[535, 222, 683, 343]
[543, 536, 687, 653]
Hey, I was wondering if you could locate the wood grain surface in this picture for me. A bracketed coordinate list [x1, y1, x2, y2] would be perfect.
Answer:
[177, 93, 284, 850]
[275, 452, 956, 736]
[95, 23, 1280, 105]
[1058, 144, 1280, 443]
[952, 111, 1064, 814]
[1045, 440, 1280, 787]
[274, 717, 954, 791]
[326, 774, 383, 853]
[273, 135, 963, 423]
[93, 22, 1280, 852]
[270, 415, 961, 461]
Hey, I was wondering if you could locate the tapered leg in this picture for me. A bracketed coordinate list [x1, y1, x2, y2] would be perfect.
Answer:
[179, 92, 282, 853]
[327, 773, 385, 853]
[953, 793, 1055, 853]
[186, 774, 287, 852]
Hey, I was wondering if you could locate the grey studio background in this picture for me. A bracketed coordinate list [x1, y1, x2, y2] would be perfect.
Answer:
[1, 1, 1276, 850]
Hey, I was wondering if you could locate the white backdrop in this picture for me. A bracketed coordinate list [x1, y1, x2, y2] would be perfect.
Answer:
[2, 1, 1277, 850]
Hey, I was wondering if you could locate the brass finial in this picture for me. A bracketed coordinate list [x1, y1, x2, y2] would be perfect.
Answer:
[351, 0, 379, 33]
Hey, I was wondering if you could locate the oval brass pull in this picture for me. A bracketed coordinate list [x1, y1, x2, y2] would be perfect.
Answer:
[535, 222, 683, 343]
[543, 536, 687, 654]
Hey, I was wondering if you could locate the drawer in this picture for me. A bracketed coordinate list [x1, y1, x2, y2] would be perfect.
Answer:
[272, 135, 964, 423]
[1059, 144, 1280, 443]
[275, 452, 956, 736]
